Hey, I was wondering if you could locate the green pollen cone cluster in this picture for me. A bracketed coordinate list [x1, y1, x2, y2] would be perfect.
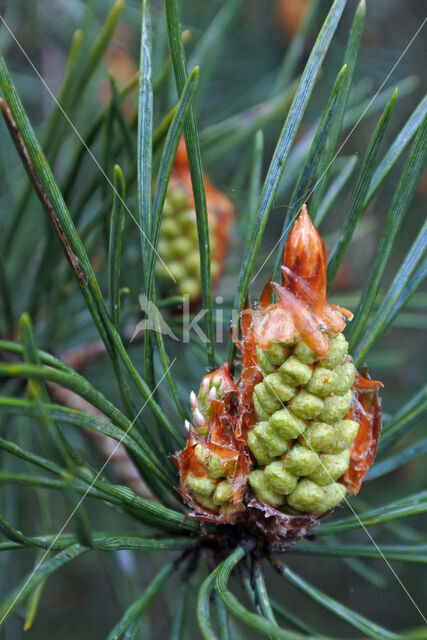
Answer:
[184, 375, 237, 515]
[248, 333, 358, 514]
[185, 446, 236, 514]
[155, 186, 220, 299]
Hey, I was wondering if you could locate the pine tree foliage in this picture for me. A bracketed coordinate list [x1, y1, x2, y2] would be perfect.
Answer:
[0, 0, 425, 637]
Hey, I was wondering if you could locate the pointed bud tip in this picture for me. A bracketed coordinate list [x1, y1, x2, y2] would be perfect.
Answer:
[193, 408, 206, 428]
[73, 29, 84, 43]
[283, 205, 327, 292]
[189, 390, 198, 407]
[208, 387, 217, 401]
[19, 312, 31, 329]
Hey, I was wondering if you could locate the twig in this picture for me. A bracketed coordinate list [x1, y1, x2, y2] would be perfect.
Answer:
[0, 98, 165, 498]
[0, 99, 87, 285]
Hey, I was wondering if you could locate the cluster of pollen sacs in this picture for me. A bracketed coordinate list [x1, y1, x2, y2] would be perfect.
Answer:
[184, 375, 238, 516]
[176, 205, 381, 519]
[248, 332, 358, 514]
[155, 186, 220, 299]
[182, 332, 359, 517]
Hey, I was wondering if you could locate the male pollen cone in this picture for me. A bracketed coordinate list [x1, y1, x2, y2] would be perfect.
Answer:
[174, 205, 382, 543]
[156, 139, 234, 301]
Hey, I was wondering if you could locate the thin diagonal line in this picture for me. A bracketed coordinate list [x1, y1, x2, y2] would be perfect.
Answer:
[0, 14, 176, 283]
[250, 15, 427, 285]
[253, 361, 426, 621]
[334, 494, 426, 622]
[0, 357, 177, 626]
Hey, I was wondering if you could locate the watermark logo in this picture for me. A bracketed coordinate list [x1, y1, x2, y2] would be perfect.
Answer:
[131, 293, 245, 344]
[132, 294, 180, 342]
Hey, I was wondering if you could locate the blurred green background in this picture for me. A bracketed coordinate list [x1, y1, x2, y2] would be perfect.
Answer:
[0, 0, 425, 638]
